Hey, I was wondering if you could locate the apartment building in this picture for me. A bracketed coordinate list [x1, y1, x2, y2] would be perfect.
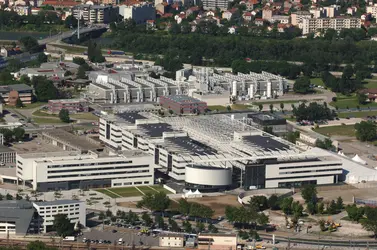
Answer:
[119, 3, 155, 24]
[16, 150, 154, 191]
[72, 4, 119, 24]
[33, 200, 86, 233]
[367, 4, 377, 18]
[291, 11, 312, 28]
[48, 99, 88, 114]
[302, 17, 360, 34]
[0, 84, 33, 105]
[201, 0, 230, 10]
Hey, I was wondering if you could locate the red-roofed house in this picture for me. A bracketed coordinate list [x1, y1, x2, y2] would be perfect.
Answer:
[243, 11, 253, 21]
[222, 8, 238, 20]
[255, 17, 263, 26]
[41, 0, 79, 8]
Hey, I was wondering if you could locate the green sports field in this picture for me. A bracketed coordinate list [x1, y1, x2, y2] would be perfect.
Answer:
[95, 185, 172, 198]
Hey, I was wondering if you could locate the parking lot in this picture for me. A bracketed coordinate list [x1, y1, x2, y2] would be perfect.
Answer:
[78, 228, 159, 246]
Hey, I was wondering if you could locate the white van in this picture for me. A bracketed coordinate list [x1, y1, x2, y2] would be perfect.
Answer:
[118, 238, 123, 245]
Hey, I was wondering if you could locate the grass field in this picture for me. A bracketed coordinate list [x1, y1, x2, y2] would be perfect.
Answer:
[208, 105, 227, 111]
[208, 104, 251, 111]
[32, 109, 58, 117]
[32, 117, 65, 124]
[6, 102, 45, 110]
[71, 112, 99, 120]
[330, 93, 377, 109]
[314, 125, 356, 137]
[311, 78, 325, 87]
[337, 111, 377, 118]
[362, 77, 377, 89]
[96, 185, 172, 198]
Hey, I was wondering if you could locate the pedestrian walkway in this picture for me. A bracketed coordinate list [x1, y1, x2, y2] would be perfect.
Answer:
[105, 188, 122, 198]
[134, 186, 145, 195]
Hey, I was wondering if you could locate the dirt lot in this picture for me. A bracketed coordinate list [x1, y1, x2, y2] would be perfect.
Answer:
[173, 195, 241, 217]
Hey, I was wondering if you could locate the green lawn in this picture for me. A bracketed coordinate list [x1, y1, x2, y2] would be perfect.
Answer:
[96, 185, 171, 198]
[314, 125, 356, 137]
[232, 104, 251, 110]
[362, 77, 377, 89]
[338, 111, 377, 118]
[32, 109, 58, 117]
[330, 93, 377, 109]
[6, 102, 46, 110]
[71, 112, 99, 120]
[208, 105, 227, 111]
[32, 117, 65, 124]
[311, 78, 325, 87]
[96, 189, 119, 198]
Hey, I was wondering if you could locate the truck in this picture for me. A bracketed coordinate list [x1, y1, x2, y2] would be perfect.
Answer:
[107, 50, 125, 56]
[63, 236, 76, 241]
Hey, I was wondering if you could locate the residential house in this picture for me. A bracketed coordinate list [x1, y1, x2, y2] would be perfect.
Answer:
[228, 26, 237, 34]
[222, 8, 238, 20]
[175, 13, 186, 23]
[255, 17, 263, 26]
[270, 15, 290, 24]
[347, 6, 357, 16]
[185, 6, 199, 17]
[360, 88, 377, 102]
[155, 2, 168, 15]
[262, 7, 272, 21]
[243, 11, 252, 21]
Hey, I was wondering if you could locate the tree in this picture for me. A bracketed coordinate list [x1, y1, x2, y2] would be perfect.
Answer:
[346, 204, 364, 222]
[306, 202, 316, 215]
[183, 220, 192, 233]
[73, 57, 86, 65]
[280, 103, 284, 112]
[137, 191, 171, 214]
[317, 202, 324, 214]
[280, 197, 293, 215]
[267, 194, 280, 210]
[13, 127, 25, 141]
[196, 221, 205, 232]
[293, 77, 311, 94]
[53, 214, 74, 237]
[0, 128, 13, 144]
[249, 196, 268, 211]
[16, 193, 22, 200]
[226, 105, 231, 112]
[37, 53, 48, 64]
[293, 102, 334, 122]
[15, 97, 24, 108]
[360, 207, 377, 238]
[178, 199, 191, 215]
[336, 196, 343, 210]
[357, 92, 368, 105]
[355, 121, 377, 141]
[19, 75, 31, 85]
[32, 76, 58, 102]
[301, 185, 317, 204]
[59, 109, 70, 123]
[19, 36, 39, 53]
[27, 240, 55, 250]
[315, 138, 333, 150]
[319, 219, 326, 231]
[98, 211, 105, 220]
[258, 104, 263, 112]
[208, 223, 218, 233]
[327, 200, 338, 215]
[6, 193, 13, 200]
[7, 59, 24, 72]
[141, 212, 153, 227]
[269, 104, 274, 113]
[342, 65, 354, 79]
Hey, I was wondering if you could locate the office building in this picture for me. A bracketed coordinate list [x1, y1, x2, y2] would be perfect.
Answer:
[0, 84, 33, 105]
[201, 0, 230, 10]
[48, 99, 89, 114]
[0, 200, 41, 236]
[119, 3, 155, 24]
[16, 150, 154, 191]
[0, 145, 16, 163]
[291, 11, 312, 28]
[302, 17, 360, 34]
[367, 4, 377, 18]
[159, 234, 185, 248]
[72, 4, 119, 24]
[246, 113, 287, 134]
[197, 233, 237, 250]
[159, 95, 208, 114]
[33, 200, 86, 233]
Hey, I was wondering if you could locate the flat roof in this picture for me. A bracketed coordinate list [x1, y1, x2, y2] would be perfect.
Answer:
[42, 129, 102, 152]
[138, 123, 174, 137]
[34, 199, 84, 207]
[243, 135, 290, 152]
[117, 112, 146, 124]
[9, 84, 33, 92]
[164, 136, 218, 156]
[0, 200, 34, 235]
[163, 95, 205, 104]
[0, 145, 14, 153]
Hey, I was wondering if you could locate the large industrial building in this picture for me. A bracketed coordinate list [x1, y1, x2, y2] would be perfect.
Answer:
[99, 111, 345, 190]
[84, 69, 288, 104]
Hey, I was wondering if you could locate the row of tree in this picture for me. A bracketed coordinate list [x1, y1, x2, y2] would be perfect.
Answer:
[292, 102, 335, 122]
[345, 205, 377, 238]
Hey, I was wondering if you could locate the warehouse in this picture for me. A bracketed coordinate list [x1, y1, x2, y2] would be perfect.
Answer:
[159, 95, 208, 114]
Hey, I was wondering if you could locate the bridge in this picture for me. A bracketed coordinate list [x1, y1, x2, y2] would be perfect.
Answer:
[38, 25, 108, 45]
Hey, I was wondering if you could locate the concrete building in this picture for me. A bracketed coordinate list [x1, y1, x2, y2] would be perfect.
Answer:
[246, 113, 287, 134]
[367, 4, 377, 18]
[48, 99, 89, 114]
[119, 3, 155, 24]
[99, 112, 344, 189]
[324, 5, 340, 18]
[72, 4, 119, 24]
[33, 200, 86, 233]
[201, 0, 230, 10]
[0, 145, 16, 163]
[197, 233, 237, 250]
[262, 8, 273, 21]
[0, 84, 33, 105]
[159, 234, 185, 247]
[16, 150, 154, 191]
[302, 17, 360, 34]
[0, 200, 41, 236]
[159, 95, 208, 114]
[291, 11, 312, 28]
[270, 15, 290, 24]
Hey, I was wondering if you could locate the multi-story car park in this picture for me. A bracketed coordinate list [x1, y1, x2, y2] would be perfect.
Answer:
[16, 150, 154, 191]
[33, 200, 86, 233]
[99, 111, 348, 190]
